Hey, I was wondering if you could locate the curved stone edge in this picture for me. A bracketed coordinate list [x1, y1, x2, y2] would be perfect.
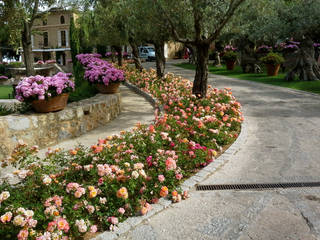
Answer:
[123, 82, 164, 113]
[92, 91, 248, 240]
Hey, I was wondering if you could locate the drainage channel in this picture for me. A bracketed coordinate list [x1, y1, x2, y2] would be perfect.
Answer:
[196, 182, 320, 191]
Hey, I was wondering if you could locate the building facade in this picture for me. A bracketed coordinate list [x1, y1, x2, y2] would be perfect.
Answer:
[32, 8, 75, 65]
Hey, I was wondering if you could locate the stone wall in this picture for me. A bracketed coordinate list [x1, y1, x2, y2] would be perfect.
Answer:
[0, 93, 121, 160]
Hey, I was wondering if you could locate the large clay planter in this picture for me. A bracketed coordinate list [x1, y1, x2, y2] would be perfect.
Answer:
[266, 64, 281, 76]
[96, 82, 120, 94]
[226, 60, 236, 70]
[32, 93, 69, 113]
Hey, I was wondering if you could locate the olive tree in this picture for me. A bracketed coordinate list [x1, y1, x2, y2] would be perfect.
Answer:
[155, 0, 246, 97]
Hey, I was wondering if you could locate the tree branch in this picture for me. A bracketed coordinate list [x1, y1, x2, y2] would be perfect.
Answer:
[191, 0, 202, 42]
[153, 0, 195, 44]
[30, 0, 40, 24]
[206, 0, 246, 44]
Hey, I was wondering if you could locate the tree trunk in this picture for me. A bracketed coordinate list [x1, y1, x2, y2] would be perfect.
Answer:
[129, 37, 143, 71]
[186, 44, 196, 64]
[113, 46, 123, 66]
[0, 50, 2, 62]
[154, 41, 166, 78]
[192, 42, 210, 98]
[286, 38, 320, 81]
[22, 22, 35, 76]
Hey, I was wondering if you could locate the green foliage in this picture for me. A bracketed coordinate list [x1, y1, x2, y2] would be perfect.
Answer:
[0, 86, 13, 99]
[7, 62, 24, 68]
[68, 80, 97, 103]
[259, 52, 284, 65]
[0, 105, 14, 116]
[222, 51, 238, 62]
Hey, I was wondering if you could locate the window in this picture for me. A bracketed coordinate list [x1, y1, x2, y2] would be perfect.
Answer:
[60, 15, 65, 24]
[61, 31, 66, 46]
[43, 32, 48, 47]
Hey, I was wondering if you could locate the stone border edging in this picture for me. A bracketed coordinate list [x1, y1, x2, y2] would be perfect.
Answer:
[123, 81, 164, 113]
[92, 88, 248, 240]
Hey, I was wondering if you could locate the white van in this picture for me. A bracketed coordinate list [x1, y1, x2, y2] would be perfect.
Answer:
[138, 46, 156, 61]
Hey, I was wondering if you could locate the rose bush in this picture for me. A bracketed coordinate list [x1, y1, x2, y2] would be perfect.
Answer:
[0, 64, 243, 239]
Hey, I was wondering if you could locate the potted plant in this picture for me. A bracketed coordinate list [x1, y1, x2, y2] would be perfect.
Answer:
[15, 72, 75, 113]
[222, 51, 238, 70]
[78, 54, 125, 94]
[260, 52, 284, 76]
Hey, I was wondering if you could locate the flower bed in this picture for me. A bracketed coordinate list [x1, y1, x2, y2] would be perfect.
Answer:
[0, 66, 243, 239]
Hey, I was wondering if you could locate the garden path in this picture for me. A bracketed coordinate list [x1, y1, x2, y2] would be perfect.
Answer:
[117, 60, 320, 240]
[37, 85, 155, 157]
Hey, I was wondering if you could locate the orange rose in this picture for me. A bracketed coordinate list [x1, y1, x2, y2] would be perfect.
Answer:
[160, 186, 168, 197]
[116, 187, 128, 200]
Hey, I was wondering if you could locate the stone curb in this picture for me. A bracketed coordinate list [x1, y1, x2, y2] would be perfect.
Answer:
[92, 86, 248, 240]
[123, 82, 164, 113]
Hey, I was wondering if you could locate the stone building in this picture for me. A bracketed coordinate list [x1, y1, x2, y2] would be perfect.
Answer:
[31, 8, 76, 65]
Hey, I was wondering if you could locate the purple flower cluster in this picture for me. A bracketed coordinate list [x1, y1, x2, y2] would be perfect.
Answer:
[77, 54, 125, 86]
[76, 53, 102, 66]
[45, 60, 56, 64]
[257, 45, 272, 53]
[314, 43, 320, 48]
[224, 45, 237, 52]
[284, 44, 299, 50]
[0, 76, 8, 80]
[15, 72, 75, 102]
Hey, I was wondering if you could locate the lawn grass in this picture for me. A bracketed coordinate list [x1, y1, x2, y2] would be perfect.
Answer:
[176, 63, 320, 95]
[0, 86, 13, 99]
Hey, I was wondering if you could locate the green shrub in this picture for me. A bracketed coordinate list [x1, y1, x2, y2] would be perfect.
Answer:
[0, 105, 14, 116]
[260, 52, 284, 65]
[68, 80, 97, 102]
[222, 51, 237, 62]
[7, 62, 24, 68]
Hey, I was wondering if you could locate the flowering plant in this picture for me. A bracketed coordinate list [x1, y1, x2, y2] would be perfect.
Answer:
[0, 76, 8, 81]
[0, 64, 243, 239]
[259, 52, 284, 65]
[15, 72, 75, 102]
[224, 45, 237, 52]
[256, 45, 272, 53]
[77, 54, 125, 86]
[313, 43, 320, 48]
[222, 51, 237, 62]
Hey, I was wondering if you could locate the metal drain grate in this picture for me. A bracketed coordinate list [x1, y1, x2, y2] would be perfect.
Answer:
[196, 182, 320, 191]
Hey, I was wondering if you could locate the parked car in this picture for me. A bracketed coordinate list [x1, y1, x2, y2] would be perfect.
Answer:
[138, 46, 156, 61]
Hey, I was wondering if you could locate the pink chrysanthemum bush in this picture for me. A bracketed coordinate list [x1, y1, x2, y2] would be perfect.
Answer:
[76, 54, 125, 86]
[0, 66, 243, 239]
[15, 72, 75, 102]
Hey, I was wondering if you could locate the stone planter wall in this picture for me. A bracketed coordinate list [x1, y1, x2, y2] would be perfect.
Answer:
[0, 93, 121, 160]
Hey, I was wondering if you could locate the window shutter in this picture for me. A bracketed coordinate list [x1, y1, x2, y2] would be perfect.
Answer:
[58, 31, 61, 47]
[65, 30, 69, 47]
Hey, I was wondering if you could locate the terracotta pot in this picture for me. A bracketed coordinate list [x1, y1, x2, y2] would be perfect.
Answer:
[266, 64, 280, 76]
[226, 60, 236, 70]
[96, 82, 120, 94]
[32, 93, 69, 113]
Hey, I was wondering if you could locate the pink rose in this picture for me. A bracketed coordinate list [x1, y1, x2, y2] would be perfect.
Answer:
[158, 175, 165, 182]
